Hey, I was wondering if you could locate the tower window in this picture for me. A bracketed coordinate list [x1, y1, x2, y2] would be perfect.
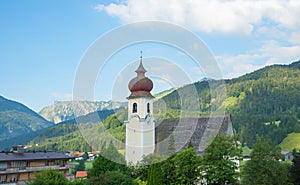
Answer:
[147, 103, 150, 113]
[133, 103, 137, 113]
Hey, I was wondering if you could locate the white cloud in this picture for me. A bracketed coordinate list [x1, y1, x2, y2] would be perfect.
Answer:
[260, 40, 300, 66]
[95, 0, 300, 80]
[95, 0, 300, 35]
[217, 40, 300, 78]
[287, 32, 300, 45]
[217, 53, 264, 78]
[50, 92, 73, 100]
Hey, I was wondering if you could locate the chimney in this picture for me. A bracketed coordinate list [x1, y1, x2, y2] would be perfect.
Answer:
[12, 145, 25, 154]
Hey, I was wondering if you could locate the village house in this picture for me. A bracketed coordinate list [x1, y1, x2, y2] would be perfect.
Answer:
[0, 146, 74, 185]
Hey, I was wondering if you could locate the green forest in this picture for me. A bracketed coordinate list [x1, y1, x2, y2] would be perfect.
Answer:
[3, 60, 300, 153]
[28, 135, 300, 185]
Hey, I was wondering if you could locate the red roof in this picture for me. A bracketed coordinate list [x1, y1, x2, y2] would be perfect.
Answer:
[76, 171, 88, 178]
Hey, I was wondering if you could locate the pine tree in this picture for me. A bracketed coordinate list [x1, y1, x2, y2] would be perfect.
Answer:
[167, 133, 176, 157]
[147, 162, 163, 185]
[290, 153, 300, 185]
[75, 160, 85, 172]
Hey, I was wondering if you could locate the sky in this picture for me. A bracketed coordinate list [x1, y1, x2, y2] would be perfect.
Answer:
[1, 0, 300, 112]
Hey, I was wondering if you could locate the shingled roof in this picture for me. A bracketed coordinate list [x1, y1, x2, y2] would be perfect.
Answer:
[155, 115, 233, 155]
[0, 152, 73, 162]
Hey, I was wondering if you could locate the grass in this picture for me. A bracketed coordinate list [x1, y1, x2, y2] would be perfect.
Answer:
[70, 160, 93, 170]
[264, 120, 281, 126]
[279, 132, 300, 152]
[242, 146, 252, 155]
[85, 161, 93, 169]
[118, 149, 125, 155]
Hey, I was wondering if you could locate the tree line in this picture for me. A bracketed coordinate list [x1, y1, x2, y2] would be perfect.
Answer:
[28, 134, 300, 185]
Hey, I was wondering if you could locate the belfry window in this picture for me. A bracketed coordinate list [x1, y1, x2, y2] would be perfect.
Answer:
[147, 103, 150, 113]
[133, 103, 137, 113]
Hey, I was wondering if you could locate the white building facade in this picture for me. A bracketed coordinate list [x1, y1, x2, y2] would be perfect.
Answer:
[125, 55, 155, 164]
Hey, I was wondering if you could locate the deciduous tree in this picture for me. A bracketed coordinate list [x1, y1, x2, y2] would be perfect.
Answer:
[241, 138, 292, 185]
[198, 134, 240, 185]
[27, 170, 69, 185]
[88, 143, 127, 177]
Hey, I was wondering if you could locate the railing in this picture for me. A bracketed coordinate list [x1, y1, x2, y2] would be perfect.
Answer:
[65, 164, 75, 169]
[22, 165, 60, 172]
[0, 168, 19, 174]
[0, 164, 75, 174]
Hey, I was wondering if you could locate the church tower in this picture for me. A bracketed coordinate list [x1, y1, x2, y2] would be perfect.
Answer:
[125, 53, 155, 164]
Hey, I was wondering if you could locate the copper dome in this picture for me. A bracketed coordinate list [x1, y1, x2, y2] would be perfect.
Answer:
[127, 55, 154, 99]
[129, 76, 153, 92]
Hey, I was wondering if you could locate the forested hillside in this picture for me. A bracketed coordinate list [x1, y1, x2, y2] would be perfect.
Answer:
[17, 60, 300, 152]
[0, 108, 118, 150]
[227, 62, 300, 147]
[0, 96, 53, 141]
[156, 61, 300, 147]
[24, 109, 127, 151]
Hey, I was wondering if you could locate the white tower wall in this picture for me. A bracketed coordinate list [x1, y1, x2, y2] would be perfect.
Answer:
[125, 97, 154, 164]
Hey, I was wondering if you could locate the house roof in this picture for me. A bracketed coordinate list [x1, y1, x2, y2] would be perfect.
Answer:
[76, 171, 88, 178]
[0, 152, 74, 162]
[155, 115, 233, 155]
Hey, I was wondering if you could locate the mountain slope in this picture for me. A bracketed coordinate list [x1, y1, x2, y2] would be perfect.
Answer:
[25, 109, 127, 152]
[39, 101, 126, 123]
[0, 96, 53, 141]
[156, 60, 300, 147]
[21, 60, 300, 151]
[0, 108, 119, 150]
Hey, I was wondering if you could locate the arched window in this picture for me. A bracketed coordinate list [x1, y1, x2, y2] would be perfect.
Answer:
[147, 103, 150, 113]
[132, 103, 137, 113]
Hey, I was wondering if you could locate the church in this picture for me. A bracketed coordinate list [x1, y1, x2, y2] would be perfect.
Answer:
[125, 54, 233, 164]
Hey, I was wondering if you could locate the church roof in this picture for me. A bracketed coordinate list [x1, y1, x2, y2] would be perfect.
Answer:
[135, 60, 147, 74]
[155, 115, 233, 155]
[128, 53, 154, 99]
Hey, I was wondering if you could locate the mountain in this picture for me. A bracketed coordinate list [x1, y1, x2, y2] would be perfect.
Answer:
[24, 109, 126, 152]
[39, 100, 127, 123]
[0, 108, 119, 150]
[19, 60, 300, 151]
[0, 96, 53, 141]
[157, 60, 300, 147]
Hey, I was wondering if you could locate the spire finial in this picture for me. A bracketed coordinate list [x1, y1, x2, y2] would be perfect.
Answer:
[135, 51, 146, 75]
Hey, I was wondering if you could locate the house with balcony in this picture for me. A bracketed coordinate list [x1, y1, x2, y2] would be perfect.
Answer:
[0, 146, 75, 185]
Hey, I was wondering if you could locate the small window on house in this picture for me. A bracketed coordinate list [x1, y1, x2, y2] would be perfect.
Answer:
[54, 160, 64, 167]
[10, 174, 18, 182]
[11, 161, 27, 169]
[132, 103, 137, 113]
[0, 162, 7, 171]
[0, 175, 7, 183]
[147, 103, 150, 113]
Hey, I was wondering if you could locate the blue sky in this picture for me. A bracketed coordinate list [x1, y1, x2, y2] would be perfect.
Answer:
[1, 0, 300, 111]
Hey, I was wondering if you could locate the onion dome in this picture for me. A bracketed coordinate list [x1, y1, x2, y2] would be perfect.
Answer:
[128, 53, 154, 99]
